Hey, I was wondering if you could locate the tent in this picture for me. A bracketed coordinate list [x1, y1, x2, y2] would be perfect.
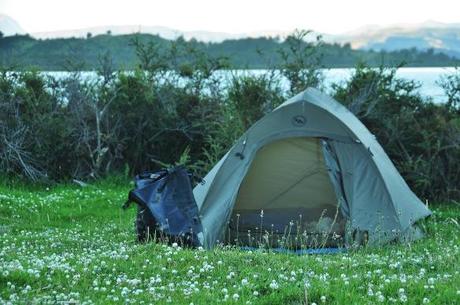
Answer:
[193, 88, 431, 249]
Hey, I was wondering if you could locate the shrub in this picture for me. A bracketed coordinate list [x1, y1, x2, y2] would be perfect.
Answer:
[0, 34, 458, 202]
[0, 70, 70, 181]
[277, 30, 324, 96]
[438, 67, 460, 112]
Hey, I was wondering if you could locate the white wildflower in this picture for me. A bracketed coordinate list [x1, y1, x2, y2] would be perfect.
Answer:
[269, 280, 279, 290]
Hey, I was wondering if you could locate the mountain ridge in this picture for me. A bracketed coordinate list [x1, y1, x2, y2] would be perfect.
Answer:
[1, 15, 460, 58]
[0, 14, 25, 36]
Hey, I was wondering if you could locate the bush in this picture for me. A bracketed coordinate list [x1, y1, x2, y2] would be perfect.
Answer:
[227, 73, 284, 130]
[0, 70, 70, 181]
[0, 34, 458, 202]
[438, 67, 460, 112]
[277, 30, 324, 95]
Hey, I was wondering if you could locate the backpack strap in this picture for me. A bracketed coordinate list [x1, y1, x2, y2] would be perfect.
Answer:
[122, 190, 137, 210]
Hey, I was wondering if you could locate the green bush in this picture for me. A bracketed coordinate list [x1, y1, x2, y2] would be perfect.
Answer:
[0, 70, 71, 181]
[227, 73, 284, 130]
[277, 30, 324, 95]
[0, 35, 458, 202]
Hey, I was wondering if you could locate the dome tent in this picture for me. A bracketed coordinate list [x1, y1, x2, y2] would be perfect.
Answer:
[193, 88, 431, 249]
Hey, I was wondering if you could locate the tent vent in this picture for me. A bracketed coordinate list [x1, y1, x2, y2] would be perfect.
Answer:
[292, 115, 307, 126]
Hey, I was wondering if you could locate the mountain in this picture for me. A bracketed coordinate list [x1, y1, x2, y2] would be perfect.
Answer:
[28, 22, 460, 59]
[332, 21, 460, 58]
[0, 15, 289, 42]
[32, 25, 238, 41]
[31, 25, 289, 42]
[0, 14, 25, 36]
[2, 15, 460, 59]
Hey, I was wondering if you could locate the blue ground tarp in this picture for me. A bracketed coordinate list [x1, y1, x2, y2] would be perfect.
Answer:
[240, 247, 346, 255]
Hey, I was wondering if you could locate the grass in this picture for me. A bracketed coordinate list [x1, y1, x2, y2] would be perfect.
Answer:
[0, 182, 459, 304]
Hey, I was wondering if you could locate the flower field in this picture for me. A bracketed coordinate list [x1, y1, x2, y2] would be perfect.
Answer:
[0, 183, 459, 304]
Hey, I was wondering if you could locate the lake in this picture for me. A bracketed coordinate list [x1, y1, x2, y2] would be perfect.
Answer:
[324, 67, 456, 103]
[46, 67, 457, 103]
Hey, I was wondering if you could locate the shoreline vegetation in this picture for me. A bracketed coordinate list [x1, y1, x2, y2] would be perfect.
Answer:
[1, 30, 459, 203]
[1, 31, 459, 70]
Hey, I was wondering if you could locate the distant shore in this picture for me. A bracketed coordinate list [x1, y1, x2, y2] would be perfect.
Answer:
[1, 33, 458, 71]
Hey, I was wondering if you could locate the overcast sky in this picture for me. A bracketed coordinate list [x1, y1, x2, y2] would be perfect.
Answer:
[1, 0, 459, 34]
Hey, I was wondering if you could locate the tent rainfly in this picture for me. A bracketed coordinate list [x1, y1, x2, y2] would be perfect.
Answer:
[193, 88, 431, 249]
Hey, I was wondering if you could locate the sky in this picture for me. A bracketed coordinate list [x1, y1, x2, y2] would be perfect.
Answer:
[1, 0, 459, 34]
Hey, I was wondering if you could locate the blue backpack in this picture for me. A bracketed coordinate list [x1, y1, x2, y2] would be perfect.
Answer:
[123, 166, 203, 247]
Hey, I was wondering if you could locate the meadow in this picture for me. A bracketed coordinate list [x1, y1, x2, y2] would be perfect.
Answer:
[0, 181, 459, 304]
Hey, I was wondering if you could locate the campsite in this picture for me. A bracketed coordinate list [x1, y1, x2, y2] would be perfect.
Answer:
[1, 56, 459, 304]
[1, 1, 460, 304]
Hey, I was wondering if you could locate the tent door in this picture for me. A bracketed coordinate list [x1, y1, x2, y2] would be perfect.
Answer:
[227, 137, 346, 248]
[321, 139, 351, 219]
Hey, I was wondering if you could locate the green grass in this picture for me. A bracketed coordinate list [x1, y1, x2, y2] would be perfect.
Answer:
[0, 183, 459, 305]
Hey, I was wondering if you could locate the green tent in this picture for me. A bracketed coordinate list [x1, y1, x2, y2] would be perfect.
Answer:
[193, 88, 431, 248]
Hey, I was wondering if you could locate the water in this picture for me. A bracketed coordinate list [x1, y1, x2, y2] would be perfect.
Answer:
[45, 67, 457, 103]
[324, 67, 456, 103]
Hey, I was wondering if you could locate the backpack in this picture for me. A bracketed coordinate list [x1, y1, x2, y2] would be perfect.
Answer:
[123, 166, 203, 247]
